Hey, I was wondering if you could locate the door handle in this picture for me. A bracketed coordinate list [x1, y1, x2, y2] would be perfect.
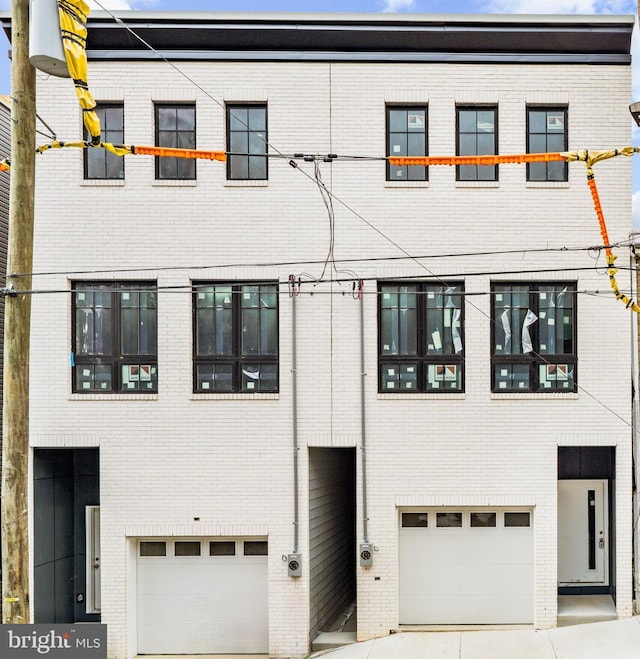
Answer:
[599, 536, 604, 549]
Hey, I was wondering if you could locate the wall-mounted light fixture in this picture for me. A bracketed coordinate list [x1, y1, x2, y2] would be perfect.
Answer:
[629, 102, 640, 127]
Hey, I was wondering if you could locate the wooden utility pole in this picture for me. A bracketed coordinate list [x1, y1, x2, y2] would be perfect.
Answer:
[1, 0, 36, 624]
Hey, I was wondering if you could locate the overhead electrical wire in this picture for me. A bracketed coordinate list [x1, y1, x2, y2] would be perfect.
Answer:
[3, 1, 634, 430]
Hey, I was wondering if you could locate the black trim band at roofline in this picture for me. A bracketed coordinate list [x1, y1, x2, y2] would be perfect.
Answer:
[0, 11, 633, 64]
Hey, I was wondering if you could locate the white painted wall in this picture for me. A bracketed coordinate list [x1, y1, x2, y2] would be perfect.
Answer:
[28, 51, 632, 658]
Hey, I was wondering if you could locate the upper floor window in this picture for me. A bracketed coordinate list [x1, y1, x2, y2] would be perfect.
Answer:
[492, 282, 576, 392]
[155, 103, 196, 180]
[527, 107, 568, 182]
[226, 104, 268, 180]
[193, 283, 278, 393]
[386, 106, 428, 181]
[73, 282, 158, 393]
[456, 106, 497, 181]
[379, 282, 464, 393]
[84, 103, 124, 180]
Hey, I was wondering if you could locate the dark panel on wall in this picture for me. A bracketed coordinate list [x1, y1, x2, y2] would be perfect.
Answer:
[558, 446, 613, 479]
[34, 449, 100, 624]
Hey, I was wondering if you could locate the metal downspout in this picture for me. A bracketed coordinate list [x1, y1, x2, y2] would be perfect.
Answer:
[360, 291, 369, 544]
[292, 292, 299, 553]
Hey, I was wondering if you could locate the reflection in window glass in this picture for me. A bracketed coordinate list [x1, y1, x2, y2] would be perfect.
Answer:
[527, 107, 568, 182]
[175, 541, 201, 556]
[227, 104, 268, 180]
[155, 104, 196, 180]
[379, 282, 464, 393]
[491, 282, 576, 392]
[209, 541, 236, 556]
[85, 104, 124, 179]
[193, 283, 279, 393]
[140, 541, 166, 557]
[386, 106, 428, 181]
[456, 106, 497, 181]
[470, 512, 497, 527]
[505, 512, 531, 527]
[436, 512, 462, 528]
[402, 512, 428, 527]
[244, 541, 268, 556]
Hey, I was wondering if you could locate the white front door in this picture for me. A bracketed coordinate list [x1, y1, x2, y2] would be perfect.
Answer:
[558, 479, 607, 585]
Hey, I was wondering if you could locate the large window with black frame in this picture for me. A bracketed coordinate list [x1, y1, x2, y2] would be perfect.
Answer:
[73, 282, 158, 393]
[154, 103, 196, 180]
[193, 282, 278, 393]
[379, 282, 464, 393]
[491, 282, 576, 392]
[84, 103, 124, 180]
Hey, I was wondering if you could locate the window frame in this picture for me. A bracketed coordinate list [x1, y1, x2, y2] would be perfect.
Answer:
[192, 281, 279, 393]
[386, 104, 428, 182]
[491, 282, 577, 393]
[456, 105, 498, 182]
[84, 103, 125, 180]
[378, 281, 465, 393]
[226, 103, 268, 181]
[154, 103, 196, 180]
[72, 281, 158, 394]
[526, 106, 568, 182]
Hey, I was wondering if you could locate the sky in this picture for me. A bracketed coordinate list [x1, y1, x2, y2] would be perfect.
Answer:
[0, 0, 638, 222]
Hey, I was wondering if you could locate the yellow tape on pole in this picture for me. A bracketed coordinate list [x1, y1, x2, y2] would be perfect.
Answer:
[58, 0, 101, 143]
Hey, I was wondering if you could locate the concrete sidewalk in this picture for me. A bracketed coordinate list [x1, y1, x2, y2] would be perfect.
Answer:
[312, 616, 640, 658]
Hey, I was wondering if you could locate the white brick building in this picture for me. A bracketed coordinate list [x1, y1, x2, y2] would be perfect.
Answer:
[0, 10, 635, 658]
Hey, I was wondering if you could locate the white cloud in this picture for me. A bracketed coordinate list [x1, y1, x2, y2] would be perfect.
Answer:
[381, 0, 416, 12]
[483, 1, 636, 13]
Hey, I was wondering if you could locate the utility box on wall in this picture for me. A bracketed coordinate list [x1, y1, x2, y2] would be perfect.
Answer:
[360, 543, 373, 567]
[287, 553, 302, 577]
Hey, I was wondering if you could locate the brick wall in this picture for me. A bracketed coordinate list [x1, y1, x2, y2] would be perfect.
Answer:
[29, 57, 632, 657]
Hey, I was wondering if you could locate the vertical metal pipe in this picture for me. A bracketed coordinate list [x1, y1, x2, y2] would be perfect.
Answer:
[292, 292, 299, 552]
[360, 291, 369, 544]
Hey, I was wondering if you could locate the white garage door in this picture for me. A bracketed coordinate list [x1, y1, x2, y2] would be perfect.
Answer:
[137, 537, 268, 654]
[399, 508, 533, 624]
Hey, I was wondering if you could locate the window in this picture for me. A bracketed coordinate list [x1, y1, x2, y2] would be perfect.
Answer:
[210, 541, 236, 556]
[175, 541, 201, 556]
[436, 512, 462, 528]
[505, 512, 531, 527]
[193, 283, 278, 393]
[155, 103, 196, 180]
[402, 512, 428, 527]
[379, 282, 464, 393]
[227, 104, 268, 180]
[386, 106, 427, 181]
[84, 103, 124, 180]
[470, 512, 497, 528]
[244, 540, 268, 556]
[73, 282, 158, 393]
[492, 283, 576, 392]
[456, 106, 498, 181]
[527, 107, 568, 182]
[140, 541, 166, 557]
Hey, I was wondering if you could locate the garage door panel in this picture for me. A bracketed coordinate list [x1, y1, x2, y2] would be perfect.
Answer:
[137, 537, 269, 654]
[399, 508, 533, 625]
[138, 621, 269, 655]
[401, 592, 533, 625]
